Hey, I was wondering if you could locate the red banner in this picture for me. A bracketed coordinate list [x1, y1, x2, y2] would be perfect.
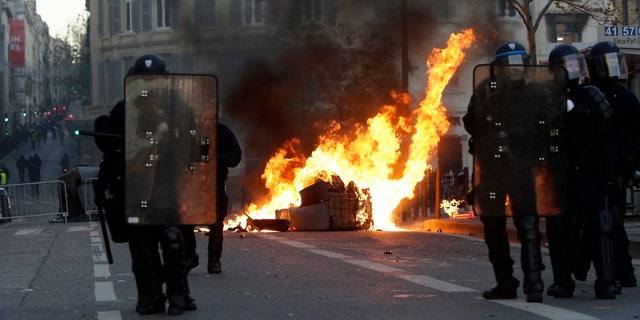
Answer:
[9, 20, 24, 68]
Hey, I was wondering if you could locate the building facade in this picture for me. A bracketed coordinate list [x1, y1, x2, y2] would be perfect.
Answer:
[88, 0, 639, 196]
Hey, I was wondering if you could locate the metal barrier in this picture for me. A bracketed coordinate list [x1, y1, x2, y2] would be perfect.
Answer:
[0, 181, 69, 221]
[81, 178, 99, 221]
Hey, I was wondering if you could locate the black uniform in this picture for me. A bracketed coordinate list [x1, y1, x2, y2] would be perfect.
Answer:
[15, 155, 26, 183]
[581, 80, 639, 287]
[546, 84, 619, 299]
[95, 99, 195, 316]
[463, 73, 550, 303]
[182, 122, 242, 274]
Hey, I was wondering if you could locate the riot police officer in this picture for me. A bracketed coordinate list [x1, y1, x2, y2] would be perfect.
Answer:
[181, 121, 242, 274]
[586, 41, 638, 288]
[546, 44, 618, 299]
[463, 42, 548, 303]
[94, 54, 196, 315]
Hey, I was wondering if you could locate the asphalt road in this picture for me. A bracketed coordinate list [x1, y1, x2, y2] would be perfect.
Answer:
[2, 127, 640, 319]
[1, 215, 639, 320]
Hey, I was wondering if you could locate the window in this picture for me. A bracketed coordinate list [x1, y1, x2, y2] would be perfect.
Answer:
[142, 0, 151, 31]
[157, 0, 170, 28]
[544, 14, 587, 44]
[231, 0, 269, 26]
[125, 0, 133, 31]
[109, 0, 121, 35]
[302, 0, 322, 22]
[125, 0, 141, 32]
[108, 60, 121, 105]
[244, 0, 266, 25]
[555, 23, 580, 43]
[194, 0, 216, 27]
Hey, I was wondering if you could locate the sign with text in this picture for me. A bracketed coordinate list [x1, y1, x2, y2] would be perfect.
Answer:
[598, 25, 640, 49]
[9, 20, 24, 68]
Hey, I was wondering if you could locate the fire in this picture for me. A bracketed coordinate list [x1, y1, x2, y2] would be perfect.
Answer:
[441, 199, 464, 217]
[234, 28, 476, 231]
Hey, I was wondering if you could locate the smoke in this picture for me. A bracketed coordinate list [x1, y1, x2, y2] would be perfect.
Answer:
[175, 1, 520, 204]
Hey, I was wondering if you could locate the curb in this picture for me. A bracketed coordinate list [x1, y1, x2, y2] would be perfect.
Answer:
[420, 217, 640, 259]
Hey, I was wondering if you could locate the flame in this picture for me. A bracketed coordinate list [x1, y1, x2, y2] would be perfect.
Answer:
[441, 199, 464, 217]
[237, 28, 476, 231]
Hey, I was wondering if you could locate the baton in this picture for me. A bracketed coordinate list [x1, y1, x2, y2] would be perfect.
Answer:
[93, 180, 115, 265]
[96, 203, 114, 264]
[77, 130, 124, 139]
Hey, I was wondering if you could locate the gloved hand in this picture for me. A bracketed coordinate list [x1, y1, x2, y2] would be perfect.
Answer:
[603, 178, 622, 198]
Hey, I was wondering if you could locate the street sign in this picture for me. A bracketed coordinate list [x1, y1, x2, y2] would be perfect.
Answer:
[598, 25, 640, 49]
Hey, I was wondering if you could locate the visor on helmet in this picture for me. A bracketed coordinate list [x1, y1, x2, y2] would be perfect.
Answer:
[558, 53, 590, 83]
[594, 51, 628, 80]
[494, 52, 531, 65]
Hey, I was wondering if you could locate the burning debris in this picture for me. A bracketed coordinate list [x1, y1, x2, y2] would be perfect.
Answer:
[275, 175, 373, 231]
[228, 28, 477, 232]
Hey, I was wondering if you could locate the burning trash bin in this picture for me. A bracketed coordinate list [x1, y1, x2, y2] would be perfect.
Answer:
[277, 176, 373, 231]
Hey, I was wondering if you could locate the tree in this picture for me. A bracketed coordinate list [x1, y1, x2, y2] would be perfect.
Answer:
[58, 11, 90, 105]
[506, 0, 620, 63]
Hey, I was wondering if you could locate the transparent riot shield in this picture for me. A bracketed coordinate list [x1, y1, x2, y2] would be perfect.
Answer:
[470, 64, 567, 217]
[125, 74, 218, 225]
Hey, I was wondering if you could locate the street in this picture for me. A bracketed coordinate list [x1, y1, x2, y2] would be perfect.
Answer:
[1, 129, 640, 320]
[0, 215, 639, 320]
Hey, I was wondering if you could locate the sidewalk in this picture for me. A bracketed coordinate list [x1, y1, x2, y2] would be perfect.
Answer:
[420, 214, 640, 259]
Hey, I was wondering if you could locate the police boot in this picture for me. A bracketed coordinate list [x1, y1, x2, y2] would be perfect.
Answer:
[592, 209, 617, 299]
[161, 226, 197, 315]
[207, 221, 224, 274]
[593, 236, 617, 299]
[612, 205, 637, 288]
[130, 232, 166, 315]
[545, 215, 575, 298]
[134, 269, 165, 315]
[481, 216, 519, 300]
[514, 216, 544, 303]
[133, 263, 165, 314]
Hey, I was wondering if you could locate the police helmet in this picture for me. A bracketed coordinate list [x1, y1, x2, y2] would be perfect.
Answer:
[587, 41, 628, 81]
[548, 44, 589, 85]
[494, 42, 531, 65]
[132, 54, 167, 74]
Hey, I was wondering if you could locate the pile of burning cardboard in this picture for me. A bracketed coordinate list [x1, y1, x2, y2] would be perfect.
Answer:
[273, 176, 373, 231]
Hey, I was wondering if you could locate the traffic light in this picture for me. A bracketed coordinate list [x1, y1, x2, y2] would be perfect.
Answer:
[3, 113, 7, 123]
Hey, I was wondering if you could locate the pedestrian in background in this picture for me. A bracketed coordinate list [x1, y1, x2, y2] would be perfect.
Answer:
[15, 155, 26, 183]
[0, 164, 9, 184]
[27, 154, 41, 196]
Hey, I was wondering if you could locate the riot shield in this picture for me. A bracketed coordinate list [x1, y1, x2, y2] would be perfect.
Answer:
[470, 64, 567, 217]
[125, 74, 218, 225]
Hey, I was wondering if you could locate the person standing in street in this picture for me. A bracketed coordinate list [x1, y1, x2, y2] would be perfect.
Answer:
[545, 44, 619, 299]
[582, 41, 639, 289]
[15, 155, 26, 183]
[60, 153, 71, 173]
[0, 164, 9, 184]
[27, 154, 41, 196]
[182, 121, 242, 274]
[463, 41, 560, 303]
[93, 54, 196, 316]
[0, 164, 7, 185]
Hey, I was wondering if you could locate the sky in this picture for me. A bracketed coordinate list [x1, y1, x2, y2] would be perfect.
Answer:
[36, 0, 88, 37]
